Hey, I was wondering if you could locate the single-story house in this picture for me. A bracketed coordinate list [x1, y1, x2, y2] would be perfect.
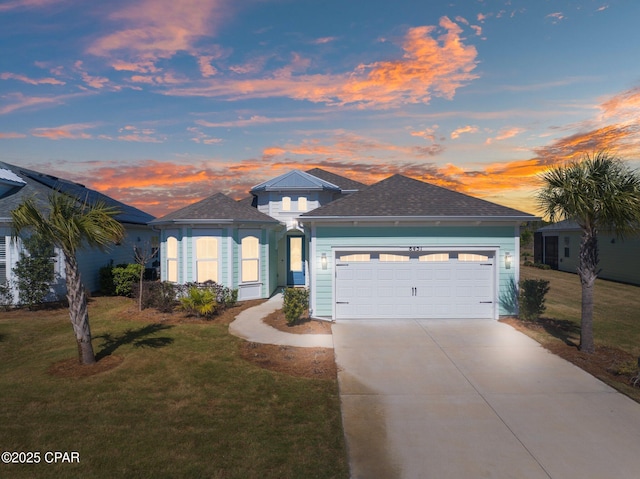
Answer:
[152, 169, 535, 319]
[534, 220, 640, 286]
[0, 161, 156, 304]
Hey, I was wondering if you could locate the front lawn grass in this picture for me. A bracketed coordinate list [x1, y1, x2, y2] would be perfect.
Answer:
[0, 296, 348, 479]
[520, 266, 640, 357]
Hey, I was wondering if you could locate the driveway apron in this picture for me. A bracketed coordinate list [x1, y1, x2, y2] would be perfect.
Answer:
[333, 319, 640, 479]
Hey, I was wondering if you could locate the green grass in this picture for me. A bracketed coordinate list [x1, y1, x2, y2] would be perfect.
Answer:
[521, 266, 640, 357]
[0, 297, 348, 479]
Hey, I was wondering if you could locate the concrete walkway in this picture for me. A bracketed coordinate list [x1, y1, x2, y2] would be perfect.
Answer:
[228, 293, 334, 348]
[333, 319, 640, 479]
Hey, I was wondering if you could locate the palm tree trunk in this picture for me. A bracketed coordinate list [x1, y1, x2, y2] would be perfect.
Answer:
[64, 252, 96, 365]
[578, 229, 599, 354]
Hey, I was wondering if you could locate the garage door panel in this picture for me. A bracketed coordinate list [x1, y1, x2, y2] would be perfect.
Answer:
[335, 251, 495, 319]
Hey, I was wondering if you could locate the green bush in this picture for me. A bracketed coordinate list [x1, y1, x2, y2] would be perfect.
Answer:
[519, 278, 550, 321]
[180, 286, 217, 318]
[0, 280, 14, 310]
[112, 263, 143, 297]
[99, 262, 116, 295]
[283, 287, 309, 325]
[131, 281, 177, 312]
[13, 234, 55, 309]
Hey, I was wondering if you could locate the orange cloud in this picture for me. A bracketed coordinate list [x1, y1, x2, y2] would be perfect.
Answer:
[600, 86, 640, 122]
[166, 17, 479, 108]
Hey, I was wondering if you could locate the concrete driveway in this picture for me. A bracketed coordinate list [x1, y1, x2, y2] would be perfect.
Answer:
[333, 319, 640, 479]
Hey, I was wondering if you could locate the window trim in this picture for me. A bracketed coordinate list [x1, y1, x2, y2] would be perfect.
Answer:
[240, 234, 260, 283]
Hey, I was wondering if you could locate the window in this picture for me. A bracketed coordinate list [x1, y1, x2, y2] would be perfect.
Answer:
[282, 196, 291, 211]
[297, 196, 307, 211]
[166, 236, 178, 282]
[379, 253, 410, 262]
[339, 254, 371, 262]
[458, 253, 489, 262]
[196, 237, 218, 283]
[0, 237, 6, 284]
[289, 237, 303, 272]
[564, 247, 570, 258]
[419, 253, 449, 262]
[241, 235, 260, 283]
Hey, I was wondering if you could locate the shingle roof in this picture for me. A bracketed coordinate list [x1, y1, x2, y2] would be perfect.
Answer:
[0, 162, 154, 225]
[301, 174, 535, 219]
[305, 168, 367, 191]
[250, 169, 341, 193]
[151, 192, 278, 224]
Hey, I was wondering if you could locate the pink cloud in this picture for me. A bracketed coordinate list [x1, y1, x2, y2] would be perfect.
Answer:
[30, 123, 97, 140]
[0, 0, 67, 12]
[485, 127, 525, 144]
[0, 92, 87, 115]
[312, 37, 337, 45]
[87, 0, 228, 67]
[0, 72, 65, 85]
[0, 132, 27, 139]
[450, 125, 478, 139]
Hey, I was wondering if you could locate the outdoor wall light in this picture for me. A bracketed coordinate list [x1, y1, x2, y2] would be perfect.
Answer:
[321, 253, 327, 270]
[505, 252, 512, 270]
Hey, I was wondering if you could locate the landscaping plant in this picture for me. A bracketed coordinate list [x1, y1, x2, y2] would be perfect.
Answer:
[519, 278, 550, 321]
[283, 287, 309, 325]
[179, 286, 217, 318]
[12, 233, 55, 309]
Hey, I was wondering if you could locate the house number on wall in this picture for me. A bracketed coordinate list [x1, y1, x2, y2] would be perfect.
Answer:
[408, 246, 423, 251]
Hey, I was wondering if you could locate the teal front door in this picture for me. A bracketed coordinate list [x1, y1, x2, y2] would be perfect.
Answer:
[287, 236, 305, 286]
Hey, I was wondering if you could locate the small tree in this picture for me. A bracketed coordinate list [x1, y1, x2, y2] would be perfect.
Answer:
[133, 241, 158, 311]
[12, 192, 125, 365]
[536, 152, 640, 352]
[519, 279, 550, 321]
[13, 234, 56, 309]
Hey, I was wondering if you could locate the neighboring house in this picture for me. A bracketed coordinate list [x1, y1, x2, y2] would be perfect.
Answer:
[153, 168, 535, 319]
[0, 162, 156, 304]
[534, 220, 640, 286]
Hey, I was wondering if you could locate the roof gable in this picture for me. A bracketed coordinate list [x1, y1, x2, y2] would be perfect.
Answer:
[305, 168, 366, 191]
[151, 192, 278, 224]
[250, 169, 340, 193]
[301, 174, 534, 219]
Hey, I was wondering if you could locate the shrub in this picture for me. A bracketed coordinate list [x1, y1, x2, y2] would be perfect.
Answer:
[283, 287, 309, 325]
[0, 280, 14, 311]
[180, 286, 217, 318]
[519, 278, 550, 321]
[98, 262, 116, 295]
[112, 263, 143, 297]
[13, 234, 55, 309]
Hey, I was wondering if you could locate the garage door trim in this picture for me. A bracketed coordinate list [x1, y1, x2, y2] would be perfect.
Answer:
[332, 246, 499, 320]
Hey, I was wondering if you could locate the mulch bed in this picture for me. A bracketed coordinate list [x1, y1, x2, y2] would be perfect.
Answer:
[261, 309, 332, 334]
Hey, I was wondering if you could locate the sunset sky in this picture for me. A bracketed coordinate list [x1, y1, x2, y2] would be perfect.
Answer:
[2, 0, 640, 217]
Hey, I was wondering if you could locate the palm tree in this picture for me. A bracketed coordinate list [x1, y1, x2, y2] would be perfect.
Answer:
[12, 192, 125, 365]
[536, 152, 640, 353]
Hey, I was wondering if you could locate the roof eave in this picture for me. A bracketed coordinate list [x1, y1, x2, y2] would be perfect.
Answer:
[150, 218, 280, 226]
[300, 215, 538, 223]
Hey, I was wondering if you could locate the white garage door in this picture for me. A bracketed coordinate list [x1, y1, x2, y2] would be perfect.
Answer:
[335, 250, 495, 319]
